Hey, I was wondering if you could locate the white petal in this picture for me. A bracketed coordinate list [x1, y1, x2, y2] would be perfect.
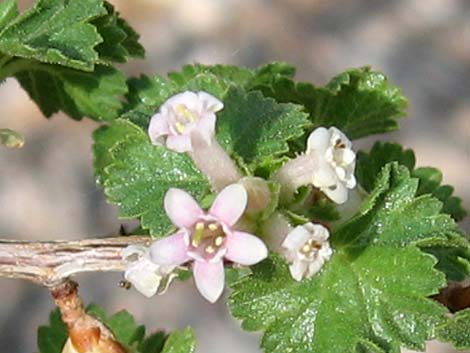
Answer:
[289, 261, 308, 281]
[209, 184, 247, 226]
[164, 188, 203, 228]
[311, 160, 337, 188]
[166, 134, 192, 153]
[125, 264, 161, 298]
[197, 91, 224, 112]
[322, 182, 348, 204]
[165, 91, 199, 111]
[329, 127, 352, 148]
[149, 232, 190, 266]
[306, 127, 330, 153]
[309, 223, 330, 242]
[346, 173, 357, 189]
[193, 260, 225, 303]
[148, 114, 170, 144]
[122, 244, 147, 260]
[306, 258, 325, 278]
[225, 231, 268, 265]
[282, 225, 313, 251]
[195, 114, 216, 144]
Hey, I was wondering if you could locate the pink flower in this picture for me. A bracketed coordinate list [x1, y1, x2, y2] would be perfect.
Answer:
[150, 184, 268, 303]
[148, 91, 223, 153]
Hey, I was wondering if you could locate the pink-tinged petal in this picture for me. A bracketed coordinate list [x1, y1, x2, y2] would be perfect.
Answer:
[225, 231, 268, 266]
[306, 127, 329, 153]
[165, 91, 199, 111]
[209, 184, 247, 225]
[289, 261, 308, 281]
[197, 91, 224, 112]
[148, 114, 170, 144]
[195, 114, 216, 144]
[149, 232, 190, 266]
[322, 182, 348, 204]
[282, 225, 312, 251]
[164, 188, 203, 228]
[193, 260, 225, 303]
[166, 134, 192, 153]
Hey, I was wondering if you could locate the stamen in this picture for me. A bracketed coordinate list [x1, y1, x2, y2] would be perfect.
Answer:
[208, 223, 218, 231]
[214, 236, 224, 246]
[192, 222, 205, 247]
[175, 122, 186, 134]
[301, 244, 311, 253]
[205, 245, 215, 254]
[176, 104, 196, 122]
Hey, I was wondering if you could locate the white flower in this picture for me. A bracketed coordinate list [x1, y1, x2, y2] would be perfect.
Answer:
[148, 91, 223, 153]
[273, 126, 356, 204]
[282, 222, 333, 281]
[307, 126, 356, 204]
[122, 245, 175, 298]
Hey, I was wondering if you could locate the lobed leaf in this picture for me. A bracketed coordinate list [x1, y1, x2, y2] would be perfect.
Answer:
[94, 119, 210, 236]
[436, 309, 470, 351]
[0, 0, 107, 71]
[15, 62, 127, 121]
[229, 163, 457, 353]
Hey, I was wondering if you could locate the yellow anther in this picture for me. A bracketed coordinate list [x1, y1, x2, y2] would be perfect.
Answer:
[214, 236, 224, 246]
[176, 104, 196, 122]
[208, 223, 218, 231]
[192, 222, 205, 247]
[175, 122, 186, 134]
[205, 245, 216, 254]
[301, 244, 311, 253]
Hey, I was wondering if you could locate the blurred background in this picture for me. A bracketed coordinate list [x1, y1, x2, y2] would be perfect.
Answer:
[0, 0, 469, 352]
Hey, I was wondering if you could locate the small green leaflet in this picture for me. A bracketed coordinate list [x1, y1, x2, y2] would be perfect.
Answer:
[0, 0, 106, 71]
[229, 163, 455, 353]
[356, 141, 467, 221]
[37, 309, 68, 353]
[38, 305, 197, 353]
[15, 62, 127, 121]
[216, 87, 310, 170]
[94, 119, 210, 236]
[257, 66, 408, 140]
[161, 328, 196, 353]
[437, 309, 470, 351]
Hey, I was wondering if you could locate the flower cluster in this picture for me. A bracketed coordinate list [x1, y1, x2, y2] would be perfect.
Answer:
[123, 91, 358, 301]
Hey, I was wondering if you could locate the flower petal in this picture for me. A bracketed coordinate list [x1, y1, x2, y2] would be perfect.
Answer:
[125, 264, 161, 298]
[166, 134, 192, 153]
[282, 225, 313, 251]
[322, 182, 348, 204]
[149, 232, 190, 266]
[289, 260, 308, 281]
[198, 91, 224, 112]
[164, 188, 203, 228]
[306, 127, 330, 153]
[209, 184, 247, 225]
[225, 231, 268, 266]
[195, 114, 216, 144]
[148, 114, 170, 144]
[193, 260, 225, 303]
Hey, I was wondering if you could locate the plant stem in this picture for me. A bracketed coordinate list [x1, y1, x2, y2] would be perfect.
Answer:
[0, 235, 150, 287]
[52, 280, 127, 353]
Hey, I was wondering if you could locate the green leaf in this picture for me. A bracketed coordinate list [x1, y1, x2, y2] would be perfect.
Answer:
[258, 67, 408, 140]
[92, 1, 144, 64]
[356, 141, 467, 221]
[138, 332, 167, 353]
[161, 328, 196, 353]
[216, 87, 310, 169]
[0, 0, 17, 32]
[95, 119, 210, 236]
[437, 309, 470, 351]
[0, 0, 107, 71]
[229, 163, 455, 353]
[14, 62, 127, 121]
[106, 310, 146, 345]
[37, 309, 68, 353]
